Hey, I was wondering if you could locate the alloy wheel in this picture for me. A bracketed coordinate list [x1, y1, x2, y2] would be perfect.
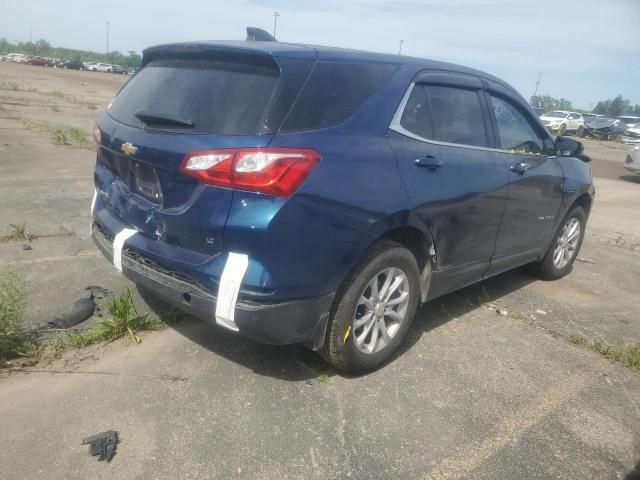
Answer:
[352, 267, 411, 354]
[553, 217, 581, 269]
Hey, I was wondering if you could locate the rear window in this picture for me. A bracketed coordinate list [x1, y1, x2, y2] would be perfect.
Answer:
[107, 58, 279, 135]
[281, 61, 397, 132]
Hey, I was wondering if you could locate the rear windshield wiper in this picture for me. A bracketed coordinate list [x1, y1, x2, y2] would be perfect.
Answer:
[134, 110, 194, 128]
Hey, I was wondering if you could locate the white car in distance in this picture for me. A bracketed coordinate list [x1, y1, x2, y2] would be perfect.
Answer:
[540, 111, 584, 135]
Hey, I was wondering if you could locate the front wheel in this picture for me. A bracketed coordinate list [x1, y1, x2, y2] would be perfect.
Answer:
[558, 124, 567, 136]
[577, 126, 585, 137]
[322, 240, 420, 373]
[531, 206, 586, 280]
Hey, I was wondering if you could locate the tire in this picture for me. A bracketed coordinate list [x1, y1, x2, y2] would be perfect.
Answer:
[322, 240, 420, 373]
[558, 124, 567, 136]
[531, 206, 586, 280]
[577, 126, 585, 137]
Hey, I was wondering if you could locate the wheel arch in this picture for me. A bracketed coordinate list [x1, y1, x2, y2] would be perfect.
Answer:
[336, 214, 437, 304]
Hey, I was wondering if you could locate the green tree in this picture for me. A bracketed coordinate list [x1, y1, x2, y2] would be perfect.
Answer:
[530, 95, 573, 112]
[592, 95, 634, 117]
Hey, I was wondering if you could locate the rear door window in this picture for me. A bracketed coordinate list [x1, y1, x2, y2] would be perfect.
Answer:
[400, 84, 488, 147]
[281, 62, 397, 131]
[490, 95, 550, 154]
[107, 58, 280, 135]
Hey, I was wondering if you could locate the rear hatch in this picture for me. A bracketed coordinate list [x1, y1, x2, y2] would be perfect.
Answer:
[95, 44, 314, 255]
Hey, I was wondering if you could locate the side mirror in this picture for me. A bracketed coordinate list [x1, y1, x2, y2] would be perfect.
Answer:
[555, 136, 583, 157]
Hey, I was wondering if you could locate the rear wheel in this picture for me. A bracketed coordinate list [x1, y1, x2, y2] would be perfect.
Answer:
[577, 126, 585, 137]
[531, 206, 586, 280]
[322, 240, 420, 373]
[558, 124, 567, 136]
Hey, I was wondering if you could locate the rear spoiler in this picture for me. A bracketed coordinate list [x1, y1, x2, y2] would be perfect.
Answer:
[246, 27, 277, 42]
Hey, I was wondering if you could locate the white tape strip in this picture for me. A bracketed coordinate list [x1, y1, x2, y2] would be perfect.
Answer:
[215, 252, 249, 332]
[89, 188, 97, 235]
[112, 228, 137, 273]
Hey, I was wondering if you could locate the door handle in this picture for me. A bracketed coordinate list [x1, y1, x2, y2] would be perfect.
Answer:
[415, 156, 443, 170]
[510, 161, 532, 174]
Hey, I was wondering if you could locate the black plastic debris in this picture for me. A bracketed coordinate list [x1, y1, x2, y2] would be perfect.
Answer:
[22, 244, 32, 250]
[48, 291, 95, 329]
[82, 431, 118, 462]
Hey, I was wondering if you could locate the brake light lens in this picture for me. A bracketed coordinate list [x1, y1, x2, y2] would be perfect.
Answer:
[179, 148, 320, 197]
[94, 123, 102, 146]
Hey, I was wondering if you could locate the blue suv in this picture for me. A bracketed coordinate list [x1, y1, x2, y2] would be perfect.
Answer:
[92, 34, 594, 372]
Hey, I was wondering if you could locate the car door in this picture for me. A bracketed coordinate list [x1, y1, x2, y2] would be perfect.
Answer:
[567, 113, 580, 131]
[484, 85, 564, 277]
[387, 72, 509, 296]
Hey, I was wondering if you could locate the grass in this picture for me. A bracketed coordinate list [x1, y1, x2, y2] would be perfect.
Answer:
[50, 104, 61, 113]
[318, 372, 332, 384]
[50, 126, 90, 148]
[0, 81, 19, 91]
[52, 128, 71, 145]
[592, 338, 640, 371]
[86, 103, 98, 110]
[0, 268, 29, 364]
[488, 303, 640, 373]
[1, 223, 34, 242]
[47, 290, 163, 356]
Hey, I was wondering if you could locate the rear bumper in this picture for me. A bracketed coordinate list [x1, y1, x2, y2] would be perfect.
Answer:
[92, 218, 333, 349]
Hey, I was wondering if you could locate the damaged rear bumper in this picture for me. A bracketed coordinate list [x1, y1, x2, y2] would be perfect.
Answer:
[92, 216, 333, 350]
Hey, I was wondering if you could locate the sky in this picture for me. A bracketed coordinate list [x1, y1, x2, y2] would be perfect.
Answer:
[1, 0, 639, 110]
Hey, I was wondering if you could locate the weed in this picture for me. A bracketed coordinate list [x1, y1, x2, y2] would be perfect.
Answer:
[587, 337, 640, 372]
[52, 128, 71, 145]
[49, 91, 65, 98]
[1, 223, 34, 242]
[0, 267, 29, 363]
[67, 127, 90, 146]
[0, 81, 19, 91]
[97, 289, 162, 343]
[86, 103, 98, 110]
[51, 104, 61, 113]
[567, 333, 588, 346]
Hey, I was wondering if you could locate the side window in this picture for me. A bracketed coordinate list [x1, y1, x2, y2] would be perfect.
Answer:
[400, 84, 433, 139]
[400, 84, 488, 147]
[568, 113, 579, 120]
[281, 62, 397, 132]
[490, 95, 547, 155]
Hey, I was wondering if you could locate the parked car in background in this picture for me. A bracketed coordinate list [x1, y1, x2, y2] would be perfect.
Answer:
[61, 60, 85, 70]
[617, 116, 640, 129]
[621, 124, 640, 144]
[579, 117, 627, 141]
[6, 53, 26, 63]
[92, 32, 594, 372]
[95, 63, 113, 73]
[127, 67, 138, 77]
[624, 145, 640, 174]
[111, 65, 127, 74]
[540, 111, 584, 135]
[84, 62, 99, 71]
[24, 56, 53, 67]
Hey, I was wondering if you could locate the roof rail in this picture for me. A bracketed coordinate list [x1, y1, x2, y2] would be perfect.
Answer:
[246, 27, 277, 42]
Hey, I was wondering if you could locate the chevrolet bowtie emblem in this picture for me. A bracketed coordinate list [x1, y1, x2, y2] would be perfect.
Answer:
[121, 142, 138, 156]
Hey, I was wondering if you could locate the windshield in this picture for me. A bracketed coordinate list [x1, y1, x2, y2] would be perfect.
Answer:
[544, 111, 567, 118]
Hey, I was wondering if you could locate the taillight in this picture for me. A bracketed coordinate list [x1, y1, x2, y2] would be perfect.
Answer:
[179, 148, 320, 197]
[94, 123, 102, 146]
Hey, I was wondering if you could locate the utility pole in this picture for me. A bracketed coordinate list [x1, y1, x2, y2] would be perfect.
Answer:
[533, 72, 542, 100]
[398, 39, 404, 55]
[106, 22, 110, 56]
[29, 26, 33, 44]
[273, 11, 280, 37]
